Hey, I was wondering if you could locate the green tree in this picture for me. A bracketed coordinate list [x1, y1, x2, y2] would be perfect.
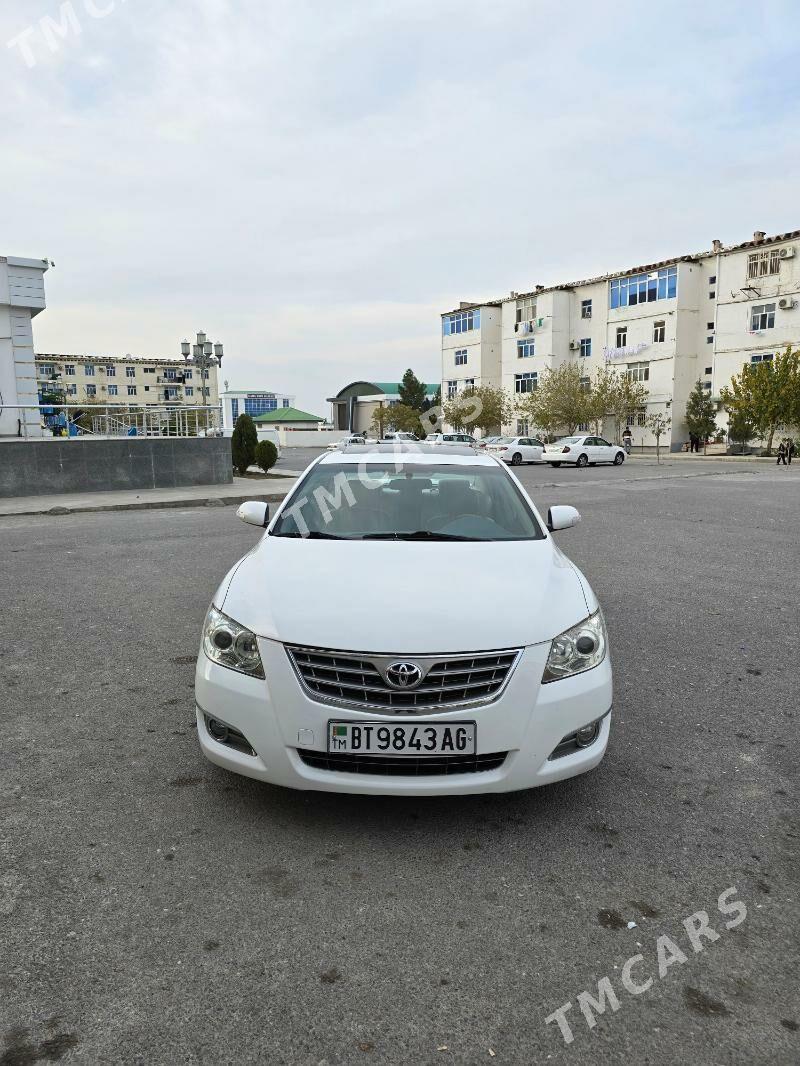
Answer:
[370, 403, 393, 438]
[684, 380, 718, 454]
[443, 384, 513, 435]
[386, 403, 424, 436]
[720, 346, 800, 455]
[231, 413, 258, 475]
[583, 366, 617, 435]
[398, 369, 428, 411]
[516, 362, 587, 436]
[605, 371, 649, 444]
[254, 438, 278, 474]
[646, 412, 671, 464]
[727, 409, 755, 454]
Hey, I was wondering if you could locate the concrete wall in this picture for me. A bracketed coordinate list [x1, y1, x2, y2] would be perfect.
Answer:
[279, 428, 343, 447]
[0, 437, 233, 498]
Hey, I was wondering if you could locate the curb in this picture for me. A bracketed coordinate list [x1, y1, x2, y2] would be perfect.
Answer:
[0, 490, 292, 519]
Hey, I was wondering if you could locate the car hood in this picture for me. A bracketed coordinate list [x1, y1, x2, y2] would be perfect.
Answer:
[218, 537, 590, 654]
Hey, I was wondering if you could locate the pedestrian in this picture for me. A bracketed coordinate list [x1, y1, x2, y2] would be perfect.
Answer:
[787, 438, 796, 465]
[622, 427, 632, 455]
[777, 439, 788, 466]
[689, 433, 697, 453]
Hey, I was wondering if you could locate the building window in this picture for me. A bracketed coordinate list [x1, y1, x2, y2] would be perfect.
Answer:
[709, 291, 716, 299]
[84, 365, 95, 377]
[625, 362, 649, 382]
[446, 380, 458, 399]
[443, 309, 481, 335]
[653, 321, 665, 343]
[108, 384, 118, 396]
[747, 249, 781, 279]
[106, 365, 116, 377]
[282, 398, 290, 407]
[184, 369, 192, 380]
[516, 419, 529, 435]
[517, 340, 535, 358]
[127, 385, 137, 396]
[455, 349, 468, 366]
[86, 384, 97, 396]
[165, 387, 178, 400]
[144, 367, 155, 374]
[39, 364, 55, 377]
[616, 327, 627, 347]
[126, 366, 135, 377]
[581, 299, 592, 319]
[579, 338, 592, 358]
[704, 367, 712, 375]
[702, 381, 712, 391]
[577, 422, 590, 432]
[750, 353, 774, 364]
[708, 275, 716, 284]
[66, 384, 77, 396]
[64, 364, 75, 376]
[579, 376, 590, 393]
[464, 378, 475, 388]
[514, 372, 537, 394]
[515, 297, 536, 323]
[243, 394, 278, 416]
[750, 303, 776, 331]
[185, 387, 194, 397]
[609, 265, 677, 308]
[637, 410, 647, 427]
[707, 322, 714, 331]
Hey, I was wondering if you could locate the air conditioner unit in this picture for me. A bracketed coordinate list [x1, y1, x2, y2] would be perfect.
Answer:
[568, 341, 579, 350]
[778, 297, 796, 310]
[779, 246, 795, 259]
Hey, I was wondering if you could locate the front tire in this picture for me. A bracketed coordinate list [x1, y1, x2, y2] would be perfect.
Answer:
[613, 451, 625, 465]
[511, 452, 522, 466]
[576, 453, 589, 468]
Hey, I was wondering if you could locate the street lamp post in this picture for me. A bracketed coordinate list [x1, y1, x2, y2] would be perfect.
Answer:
[181, 331, 224, 434]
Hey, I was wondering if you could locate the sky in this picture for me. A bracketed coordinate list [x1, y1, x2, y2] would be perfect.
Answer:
[2, 0, 799, 417]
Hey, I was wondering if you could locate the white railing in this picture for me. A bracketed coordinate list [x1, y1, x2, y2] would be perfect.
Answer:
[0, 403, 224, 440]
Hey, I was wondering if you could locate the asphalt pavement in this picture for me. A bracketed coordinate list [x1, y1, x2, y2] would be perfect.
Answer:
[2, 461, 798, 1065]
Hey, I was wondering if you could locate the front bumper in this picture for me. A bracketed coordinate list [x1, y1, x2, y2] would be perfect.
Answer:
[194, 639, 612, 795]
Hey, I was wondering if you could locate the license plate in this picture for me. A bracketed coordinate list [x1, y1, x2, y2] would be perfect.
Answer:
[327, 721, 476, 756]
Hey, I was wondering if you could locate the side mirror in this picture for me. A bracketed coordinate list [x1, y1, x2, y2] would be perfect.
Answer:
[237, 501, 270, 528]
[547, 505, 581, 532]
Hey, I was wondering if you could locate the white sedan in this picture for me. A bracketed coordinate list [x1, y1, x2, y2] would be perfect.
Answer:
[195, 446, 612, 795]
[486, 436, 544, 465]
[543, 435, 626, 468]
[327, 434, 378, 451]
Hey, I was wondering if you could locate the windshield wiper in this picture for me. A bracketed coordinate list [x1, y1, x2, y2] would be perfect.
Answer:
[360, 530, 480, 541]
[272, 530, 350, 540]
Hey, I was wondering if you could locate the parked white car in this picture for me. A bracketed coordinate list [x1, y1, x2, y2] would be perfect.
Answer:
[485, 436, 544, 465]
[426, 432, 480, 448]
[327, 434, 378, 451]
[543, 435, 626, 468]
[195, 446, 612, 795]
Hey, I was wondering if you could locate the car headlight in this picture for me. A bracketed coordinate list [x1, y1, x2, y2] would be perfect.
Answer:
[202, 605, 265, 679]
[542, 610, 607, 683]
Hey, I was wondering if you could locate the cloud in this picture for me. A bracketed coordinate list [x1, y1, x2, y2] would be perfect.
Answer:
[2, 0, 799, 414]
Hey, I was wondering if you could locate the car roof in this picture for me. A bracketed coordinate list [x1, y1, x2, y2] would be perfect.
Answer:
[318, 444, 497, 466]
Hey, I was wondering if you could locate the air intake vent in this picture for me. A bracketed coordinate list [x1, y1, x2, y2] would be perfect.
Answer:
[297, 749, 508, 776]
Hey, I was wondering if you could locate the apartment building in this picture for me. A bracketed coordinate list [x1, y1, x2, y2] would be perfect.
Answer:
[441, 229, 800, 448]
[35, 353, 220, 408]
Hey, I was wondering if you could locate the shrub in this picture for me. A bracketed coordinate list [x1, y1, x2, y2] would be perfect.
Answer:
[231, 414, 258, 475]
[255, 438, 278, 474]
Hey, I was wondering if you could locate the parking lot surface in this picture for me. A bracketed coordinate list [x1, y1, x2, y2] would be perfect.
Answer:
[2, 462, 798, 1064]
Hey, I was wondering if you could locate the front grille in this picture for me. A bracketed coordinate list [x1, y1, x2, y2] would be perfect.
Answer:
[285, 646, 521, 712]
[297, 749, 508, 776]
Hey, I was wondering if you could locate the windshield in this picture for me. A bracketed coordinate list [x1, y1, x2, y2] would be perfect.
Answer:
[554, 437, 581, 445]
[271, 463, 544, 541]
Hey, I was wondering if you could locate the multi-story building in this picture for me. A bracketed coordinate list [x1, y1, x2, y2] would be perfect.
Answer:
[35, 353, 220, 408]
[221, 389, 295, 433]
[441, 229, 800, 448]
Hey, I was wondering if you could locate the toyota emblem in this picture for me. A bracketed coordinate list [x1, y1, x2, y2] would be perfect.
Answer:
[385, 661, 423, 689]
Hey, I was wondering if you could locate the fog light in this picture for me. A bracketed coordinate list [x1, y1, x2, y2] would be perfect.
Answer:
[207, 718, 229, 743]
[575, 722, 600, 748]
